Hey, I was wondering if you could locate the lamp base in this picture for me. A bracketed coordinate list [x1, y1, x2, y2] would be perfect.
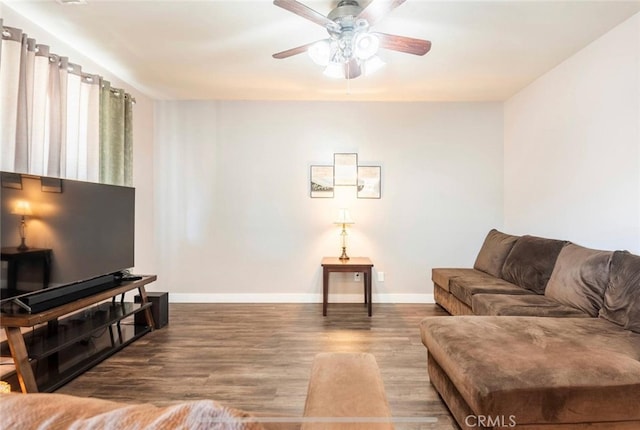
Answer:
[17, 238, 28, 251]
[339, 247, 350, 261]
[17, 217, 29, 251]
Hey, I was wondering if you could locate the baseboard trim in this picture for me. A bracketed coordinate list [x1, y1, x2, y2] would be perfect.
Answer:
[168, 293, 435, 304]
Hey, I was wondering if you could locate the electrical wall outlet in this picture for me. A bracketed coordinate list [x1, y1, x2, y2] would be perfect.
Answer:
[354, 272, 361, 282]
[378, 272, 385, 282]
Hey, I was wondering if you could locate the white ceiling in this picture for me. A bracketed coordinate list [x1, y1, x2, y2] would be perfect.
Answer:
[3, 0, 640, 101]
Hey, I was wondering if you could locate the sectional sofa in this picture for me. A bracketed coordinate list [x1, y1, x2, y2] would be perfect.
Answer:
[421, 229, 640, 429]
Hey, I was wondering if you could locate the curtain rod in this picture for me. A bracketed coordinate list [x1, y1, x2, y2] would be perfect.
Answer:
[2, 23, 136, 105]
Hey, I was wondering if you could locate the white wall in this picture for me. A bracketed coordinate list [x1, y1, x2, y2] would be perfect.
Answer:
[1, 6, 156, 275]
[154, 101, 503, 302]
[3, 4, 504, 303]
[7, 4, 638, 304]
[504, 13, 640, 253]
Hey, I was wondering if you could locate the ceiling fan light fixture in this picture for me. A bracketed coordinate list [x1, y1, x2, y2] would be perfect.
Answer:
[308, 39, 332, 66]
[272, 0, 432, 80]
[364, 56, 385, 76]
[354, 33, 379, 60]
[323, 62, 344, 79]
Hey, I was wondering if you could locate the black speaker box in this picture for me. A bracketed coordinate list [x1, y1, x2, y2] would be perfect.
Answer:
[134, 292, 168, 329]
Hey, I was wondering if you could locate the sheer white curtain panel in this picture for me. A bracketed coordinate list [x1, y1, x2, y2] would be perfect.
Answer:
[1, 20, 126, 184]
[0, 22, 21, 171]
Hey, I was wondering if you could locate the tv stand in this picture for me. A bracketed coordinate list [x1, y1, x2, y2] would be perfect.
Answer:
[0, 275, 157, 393]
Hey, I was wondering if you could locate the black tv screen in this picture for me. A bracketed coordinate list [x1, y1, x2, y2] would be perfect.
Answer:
[1, 172, 134, 301]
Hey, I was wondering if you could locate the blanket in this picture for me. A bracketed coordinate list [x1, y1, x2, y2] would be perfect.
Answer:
[0, 392, 266, 430]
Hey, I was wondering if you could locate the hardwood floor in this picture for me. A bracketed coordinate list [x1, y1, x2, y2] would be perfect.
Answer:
[56, 303, 457, 429]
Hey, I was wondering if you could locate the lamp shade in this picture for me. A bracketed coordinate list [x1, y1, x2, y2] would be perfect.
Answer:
[354, 33, 379, 60]
[308, 39, 332, 66]
[334, 208, 354, 225]
[12, 201, 32, 216]
[364, 56, 386, 76]
[323, 61, 344, 79]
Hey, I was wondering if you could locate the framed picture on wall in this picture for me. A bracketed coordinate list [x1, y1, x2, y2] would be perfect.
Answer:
[334, 153, 358, 186]
[41, 177, 63, 193]
[310, 165, 334, 198]
[357, 166, 381, 199]
[1, 172, 22, 190]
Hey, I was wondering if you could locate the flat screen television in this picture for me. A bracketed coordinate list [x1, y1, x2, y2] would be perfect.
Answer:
[1, 172, 135, 308]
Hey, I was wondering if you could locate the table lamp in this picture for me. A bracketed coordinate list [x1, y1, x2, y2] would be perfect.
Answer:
[12, 201, 33, 251]
[334, 208, 354, 261]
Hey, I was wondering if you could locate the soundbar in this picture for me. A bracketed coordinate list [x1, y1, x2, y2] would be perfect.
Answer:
[13, 274, 117, 313]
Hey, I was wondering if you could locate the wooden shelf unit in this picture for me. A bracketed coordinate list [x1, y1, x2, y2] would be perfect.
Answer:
[0, 275, 157, 393]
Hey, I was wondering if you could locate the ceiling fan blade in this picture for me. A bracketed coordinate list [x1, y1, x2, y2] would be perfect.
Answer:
[358, 0, 407, 26]
[345, 58, 362, 79]
[273, 41, 317, 59]
[273, 0, 336, 28]
[374, 32, 431, 56]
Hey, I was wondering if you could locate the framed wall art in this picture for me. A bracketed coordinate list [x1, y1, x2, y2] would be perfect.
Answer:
[357, 166, 381, 199]
[41, 177, 63, 193]
[1, 172, 22, 190]
[333, 153, 358, 186]
[310, 165, 334, 198]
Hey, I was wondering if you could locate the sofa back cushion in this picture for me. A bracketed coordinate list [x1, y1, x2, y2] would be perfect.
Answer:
[544, 244, 613, 317]
[473, 229, 520, 277]
[501, 235, 567, 294]
[599, 251, 640, 333]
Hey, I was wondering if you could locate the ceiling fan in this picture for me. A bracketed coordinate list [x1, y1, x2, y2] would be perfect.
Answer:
[272, 0, 431, 79]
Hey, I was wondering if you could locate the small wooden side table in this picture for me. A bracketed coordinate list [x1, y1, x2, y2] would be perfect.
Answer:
[321, 257, 374, 317]
[1, 247, 52, 293]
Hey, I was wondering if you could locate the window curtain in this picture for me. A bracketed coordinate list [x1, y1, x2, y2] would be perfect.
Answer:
[0, 20, 133, 186]
[100, 81, 133, 186]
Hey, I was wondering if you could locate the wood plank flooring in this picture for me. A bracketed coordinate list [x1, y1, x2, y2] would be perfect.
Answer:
[56, 303, 457, 429]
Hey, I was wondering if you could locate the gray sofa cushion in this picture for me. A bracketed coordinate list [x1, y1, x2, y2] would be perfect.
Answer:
[431, 268, 485, 292]
[544, 244, 613, 317]
[473, 229, 520, 277]
[449, 275, 531, 307]
[472, 293, 590, 317]
[600, 251, 640, 333]
[501, 235, 568, 294]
